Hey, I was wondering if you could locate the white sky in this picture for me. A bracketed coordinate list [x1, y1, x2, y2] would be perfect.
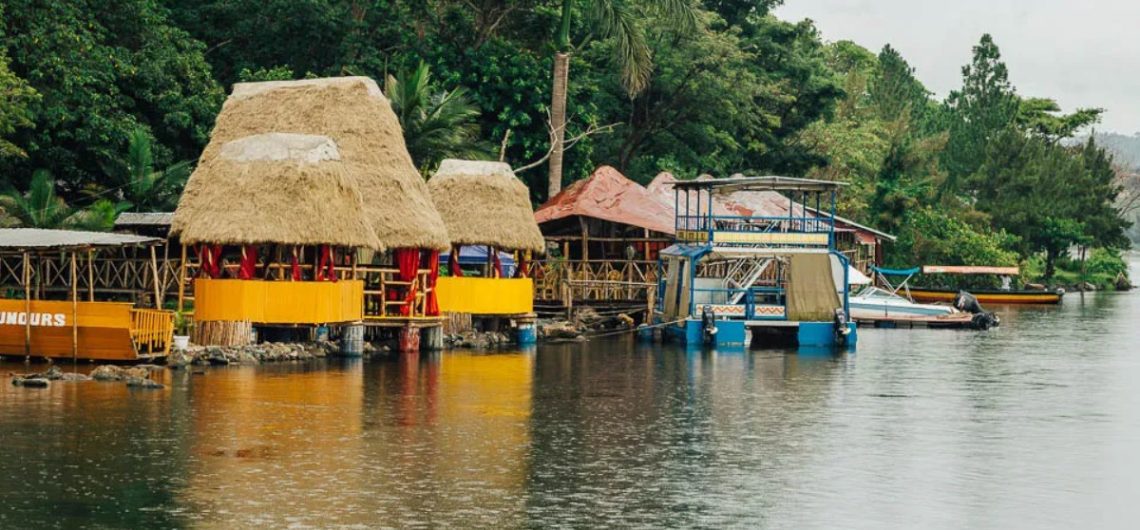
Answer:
[775, 0, 1140, 134]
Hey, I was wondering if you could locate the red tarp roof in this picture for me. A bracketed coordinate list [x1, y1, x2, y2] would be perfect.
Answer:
[535, 166, 676, 234]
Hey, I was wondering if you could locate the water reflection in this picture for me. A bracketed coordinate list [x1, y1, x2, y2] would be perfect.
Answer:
[2, 285, 1139, 527]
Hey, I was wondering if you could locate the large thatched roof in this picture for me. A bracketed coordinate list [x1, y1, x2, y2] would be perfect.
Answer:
[428, 160, 545, 253]
[171, 76, 450, 251]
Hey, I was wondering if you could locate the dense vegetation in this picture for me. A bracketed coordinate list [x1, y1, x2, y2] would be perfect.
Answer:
[0, 1, 1131, 285]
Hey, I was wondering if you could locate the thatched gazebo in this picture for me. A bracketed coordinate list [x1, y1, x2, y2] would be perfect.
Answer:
[171, 76, 450, 349]
[428, 160, 544, 340]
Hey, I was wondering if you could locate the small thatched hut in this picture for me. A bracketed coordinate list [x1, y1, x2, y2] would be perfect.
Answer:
[428, 160, 542, 336]
[171, 77, 450, 348]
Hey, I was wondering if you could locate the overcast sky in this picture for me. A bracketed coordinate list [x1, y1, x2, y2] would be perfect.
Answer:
[775, 0, 1140, 134]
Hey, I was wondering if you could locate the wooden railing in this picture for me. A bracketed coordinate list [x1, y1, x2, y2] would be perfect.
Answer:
[130, 308, 174, 357]
[0, 253, 180, 303]
[530, 259, 658, 305]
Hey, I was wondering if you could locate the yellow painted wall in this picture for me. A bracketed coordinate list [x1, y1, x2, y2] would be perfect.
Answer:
[0, 299, 141, 360]
[436, 277, 533, 315]
[677, 229, 830, 246]
[194, 279, 364, 324]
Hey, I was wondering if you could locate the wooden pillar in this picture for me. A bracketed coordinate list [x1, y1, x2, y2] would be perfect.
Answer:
[177, 245, 188, 313]
[579, 217, 589, 261]
[23, 251, 31, 357]
[485, 245, 494, 277]
[149, 245, 162, 309]
[399, 325, 421, 353]
[87, 249, 95, 302]
[71, 251, 78, 361]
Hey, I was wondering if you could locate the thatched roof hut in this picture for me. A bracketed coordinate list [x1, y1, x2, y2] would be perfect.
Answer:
[428, 159, 545, 253]
[171, 76, 449, 251]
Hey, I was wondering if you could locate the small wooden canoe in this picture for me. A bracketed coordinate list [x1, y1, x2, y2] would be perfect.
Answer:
[907, 288, 1063, 305]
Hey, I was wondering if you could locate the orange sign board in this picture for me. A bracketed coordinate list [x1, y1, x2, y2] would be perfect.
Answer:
[922, 265, 1020, 275]
[0, 299, 140, 360]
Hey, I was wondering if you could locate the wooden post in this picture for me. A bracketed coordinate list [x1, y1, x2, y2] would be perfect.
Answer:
[71, 251, 78, 361]
[23, 251, 31, 357]
[87, 249, 95, 301]
[485, 245, 494, 277]
[149, 245, 162, 309]
[177, 244, 187, 313]
[579, 217, 589, 262]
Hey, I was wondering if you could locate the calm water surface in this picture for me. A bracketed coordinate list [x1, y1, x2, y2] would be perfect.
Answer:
[2, 264, 1139, 528]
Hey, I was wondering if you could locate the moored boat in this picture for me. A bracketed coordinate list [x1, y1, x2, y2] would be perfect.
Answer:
[849, 286, 959, 319]
[906, 287, 1063, 305]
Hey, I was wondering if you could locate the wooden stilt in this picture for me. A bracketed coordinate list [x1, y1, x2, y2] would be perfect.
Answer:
[87, 249, 95, 301]
[23, 251, 31, 357]
[149, 245, 162, 309]
[177, 244, 187, 313]
[71, 251, 78, 361]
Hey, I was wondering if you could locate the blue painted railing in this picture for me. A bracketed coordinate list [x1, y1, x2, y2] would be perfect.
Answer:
[676, 215, 834, 234]
[690, 286, 788, 320]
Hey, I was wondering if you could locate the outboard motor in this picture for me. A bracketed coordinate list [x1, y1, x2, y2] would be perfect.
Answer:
[954, 291, 1000, 330]
[833, 308, 851, 346]
[701, 305, 718, 345]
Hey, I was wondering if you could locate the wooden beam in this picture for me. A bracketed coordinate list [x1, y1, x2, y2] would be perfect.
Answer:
[149, 245, 162, 309]
[71, 251, 78, 361]
[23, 251, 31, 357]
[87, 249, 95, 302]
[579, 217, 589, 261]
[177, 245, 187, 313]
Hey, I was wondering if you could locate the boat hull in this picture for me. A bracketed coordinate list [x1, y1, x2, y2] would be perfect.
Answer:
[908, 288, 1063, 305]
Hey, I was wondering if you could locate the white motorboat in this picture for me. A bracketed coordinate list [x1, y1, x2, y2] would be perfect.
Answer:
[848, 286, 958, 320]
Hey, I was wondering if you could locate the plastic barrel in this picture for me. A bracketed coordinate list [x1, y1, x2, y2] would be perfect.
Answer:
[516, 323, 537, 345]
[340, 324, 364, 356]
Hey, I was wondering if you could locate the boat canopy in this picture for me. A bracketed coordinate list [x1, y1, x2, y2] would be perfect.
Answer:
[847, 266, 872, 285]
[922, 265, 1019, 275]
[871, 266, 921, 276]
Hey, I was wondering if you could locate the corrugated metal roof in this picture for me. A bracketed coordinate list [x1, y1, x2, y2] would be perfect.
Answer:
[534, 166, 676, 234]
[0, 229, 162, 250]
[114, 212, 173, 227]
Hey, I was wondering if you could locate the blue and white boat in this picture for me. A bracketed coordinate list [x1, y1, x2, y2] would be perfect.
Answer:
[848, 285, 957, 320]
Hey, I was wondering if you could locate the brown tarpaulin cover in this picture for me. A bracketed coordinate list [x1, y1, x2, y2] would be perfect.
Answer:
[786, 254, 841, 321]
[535, 166, 676, 234]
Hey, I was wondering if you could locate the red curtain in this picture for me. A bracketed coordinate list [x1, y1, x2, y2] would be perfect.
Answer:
[515, 251, 529, 278]
[238, 245, 258, 279]
[395, 248, 419, 316]
[197, 244, 223, 278]
[490, 248, 503, 278]
[316, 245, 337, 281]
[426, 250, 440, 316]
[448, 246, 463, 277]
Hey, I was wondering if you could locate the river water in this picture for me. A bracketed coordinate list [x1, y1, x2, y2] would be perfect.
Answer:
[2, 265, 1139, 528]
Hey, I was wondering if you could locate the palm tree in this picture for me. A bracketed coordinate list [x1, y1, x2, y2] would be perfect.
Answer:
[0, 169, 78, 228]
[107, 129, 192, 211]
[386, 62, 484, 174]
[547, 0, 698, 198]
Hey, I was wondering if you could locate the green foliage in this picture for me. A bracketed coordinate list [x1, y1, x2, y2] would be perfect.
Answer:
[0, 38, 39, 159]
[0, 169, 78, 228]
[102, 129, 192, 212]
[0, 0, 223, 193]
[889, 206, 1019, 281]
[386, 62, 487, 174]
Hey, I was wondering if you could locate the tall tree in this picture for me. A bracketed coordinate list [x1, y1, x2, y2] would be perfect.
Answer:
[0, 169, 77, 228]
[942, 34, 1019, 195]
[547, 0, 698, 198]
[0, 14, 39, 160]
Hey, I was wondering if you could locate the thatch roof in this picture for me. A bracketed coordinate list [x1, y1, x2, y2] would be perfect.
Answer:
[535, 166, 675, 235]
[171, 76, 450, 251]
[428, 159, 545, 253]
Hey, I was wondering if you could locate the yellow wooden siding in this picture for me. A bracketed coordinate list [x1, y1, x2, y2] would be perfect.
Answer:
[194, 279, 364, 324]
[436, 277, 533, 315]
[0, 299, 169, 360]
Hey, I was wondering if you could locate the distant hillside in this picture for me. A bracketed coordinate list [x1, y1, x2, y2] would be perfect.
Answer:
[1087, 132, 1140, 170]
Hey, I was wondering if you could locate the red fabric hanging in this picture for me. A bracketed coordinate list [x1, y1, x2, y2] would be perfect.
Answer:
[490, 248, 503, 278]
[197, 244, 223, 278]
[426, 250, 440, 316]
[238, 245, 258, 280]
[448, 246, 463, 277]
[515, 252, 529, 278]
[316, 245, 337, 281]
[395, 248, 419, 316]
[290, 247, 302, 281]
